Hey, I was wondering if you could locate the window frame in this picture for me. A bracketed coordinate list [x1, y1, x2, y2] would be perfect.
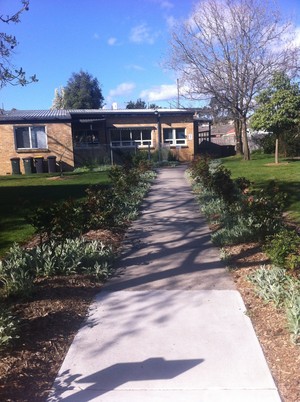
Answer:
[163, 127, 187, 146]
[14, 125, 48, 150]
[73, 129, 100, 147]
[110, 128, 153, 148]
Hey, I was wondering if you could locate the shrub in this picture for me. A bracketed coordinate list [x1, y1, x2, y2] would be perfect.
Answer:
[189, 156, 212, 188]
[263, 228, 300, 270]
[32, 238, 114, 277]
[211, 214, 258, 246]
[209, 165, 237, 204]
[27, 199, 85, 246]
[249, 265, 300, 343]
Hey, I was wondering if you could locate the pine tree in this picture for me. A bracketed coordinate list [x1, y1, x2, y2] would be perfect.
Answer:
[64, 70, 104, 109]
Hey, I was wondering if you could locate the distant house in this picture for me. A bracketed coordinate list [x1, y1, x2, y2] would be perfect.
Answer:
[0, 109, 211, 175]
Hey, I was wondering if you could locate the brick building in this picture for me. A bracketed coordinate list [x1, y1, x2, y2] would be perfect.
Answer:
[0, 109, 211, 175]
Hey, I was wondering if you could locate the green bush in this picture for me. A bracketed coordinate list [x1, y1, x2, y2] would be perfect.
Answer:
[263, 228, 300, 270]
[211, 215, 258, 246]
[189, 156, 212, 188]
[27, 199, 85, 246]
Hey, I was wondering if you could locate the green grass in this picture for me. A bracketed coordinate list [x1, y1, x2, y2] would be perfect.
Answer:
[222, 153, 300, 222]
[0, 171, 110, 257]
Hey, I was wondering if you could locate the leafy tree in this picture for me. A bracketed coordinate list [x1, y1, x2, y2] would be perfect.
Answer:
[64, 70, 104, 109]
[0, 0, 37, 88]
[126, 98, 147, 109]
[167, 0, 300, 160]
[51, 86, 65, 109]
[149, 103, 160, 109]
[251, 72, 300, 163]
[126, 98, 160, 109]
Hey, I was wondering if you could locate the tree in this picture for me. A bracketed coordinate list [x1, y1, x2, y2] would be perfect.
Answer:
[64, 70, 104, 109]
[51, 86, 65, 109]
[126, 98, 147, 109]
[126, 98, 161, 109]
[0, 0, 37, 88]
[167, 0, 300, 160]
[250, 72, 300, 163]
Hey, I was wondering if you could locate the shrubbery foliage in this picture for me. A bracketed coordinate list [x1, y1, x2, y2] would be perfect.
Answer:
[189, 156, 300, 344]
[0, 163, 156, 347]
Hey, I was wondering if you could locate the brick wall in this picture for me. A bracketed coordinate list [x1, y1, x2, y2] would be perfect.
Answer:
[106, 115, 195, 162]
[0, 123, 74, 175]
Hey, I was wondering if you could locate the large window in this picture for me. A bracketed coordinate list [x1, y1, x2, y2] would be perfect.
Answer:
[163, 128, 186, 146]
[74, 129, 100, 147]
[110, 128, 152, 148]
[15, 126, 47, 150]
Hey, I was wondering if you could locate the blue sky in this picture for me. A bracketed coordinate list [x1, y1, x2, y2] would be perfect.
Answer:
[1, 0, 300, 110]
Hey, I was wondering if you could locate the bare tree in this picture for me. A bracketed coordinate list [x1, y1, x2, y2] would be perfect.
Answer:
[167, 0, 300, 159]
[51, 86, 66, 109]
[0, 0, 37, 88]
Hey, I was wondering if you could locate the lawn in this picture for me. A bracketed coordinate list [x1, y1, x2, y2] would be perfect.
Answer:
[0, 171, 110, 257]
[222, 153, 300, 222]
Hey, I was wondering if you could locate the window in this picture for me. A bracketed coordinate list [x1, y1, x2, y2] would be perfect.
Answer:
[74, 130, 100, 147]
[163, 128, 186, 146]
[110, 128, 152, 148]
[15, 126, 47, 150]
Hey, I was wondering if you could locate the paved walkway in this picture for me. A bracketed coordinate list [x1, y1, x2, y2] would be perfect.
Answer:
[48, 166, 281, 402]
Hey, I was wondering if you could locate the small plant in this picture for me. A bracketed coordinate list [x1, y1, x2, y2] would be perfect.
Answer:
[249, 265, 300, 343]
[248, 266, 289, 307]
[32, 238, 114, 277]
[285, 287, 300, 344]
[264, 228, 300, 270]
[0, 244, 35, 298]
[0, 307, 19, 349]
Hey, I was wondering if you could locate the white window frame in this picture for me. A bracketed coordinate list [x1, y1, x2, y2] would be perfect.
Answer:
[163, 128, 186, 146]
[110, 128, 152, 148]
[14, 126, 48, 150]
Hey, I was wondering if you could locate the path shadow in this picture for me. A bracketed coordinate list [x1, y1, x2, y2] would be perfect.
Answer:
[49, 357, 204, 401]
[103, 166, 234, 291]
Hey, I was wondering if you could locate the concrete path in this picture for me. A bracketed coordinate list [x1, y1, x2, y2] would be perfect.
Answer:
[48, 166, 281, 402]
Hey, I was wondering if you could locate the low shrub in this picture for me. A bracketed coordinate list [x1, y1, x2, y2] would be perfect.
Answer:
[27, 199, 85, 246]
[263, 228, 300, 270]
[32, 238, 114, 278]
[249, 266, 300, 343]
[0, 243, 35, 298]
[211, 215, 258, 246]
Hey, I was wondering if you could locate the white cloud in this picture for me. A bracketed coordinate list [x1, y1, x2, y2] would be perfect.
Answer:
[165, 15, 177, 29]
[129, 23, 159, 44]
[107, 37, 117, 46]
[126, 64, 145, 71]
[159, 0, 174, 10]
[140, 84, 178, 101]
[108, 82, 136, 98]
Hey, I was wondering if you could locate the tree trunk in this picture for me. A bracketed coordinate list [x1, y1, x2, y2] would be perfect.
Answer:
[242, 116, 250, 160]
[234, 119, 243, 155]
[275, 136, 279, 164]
